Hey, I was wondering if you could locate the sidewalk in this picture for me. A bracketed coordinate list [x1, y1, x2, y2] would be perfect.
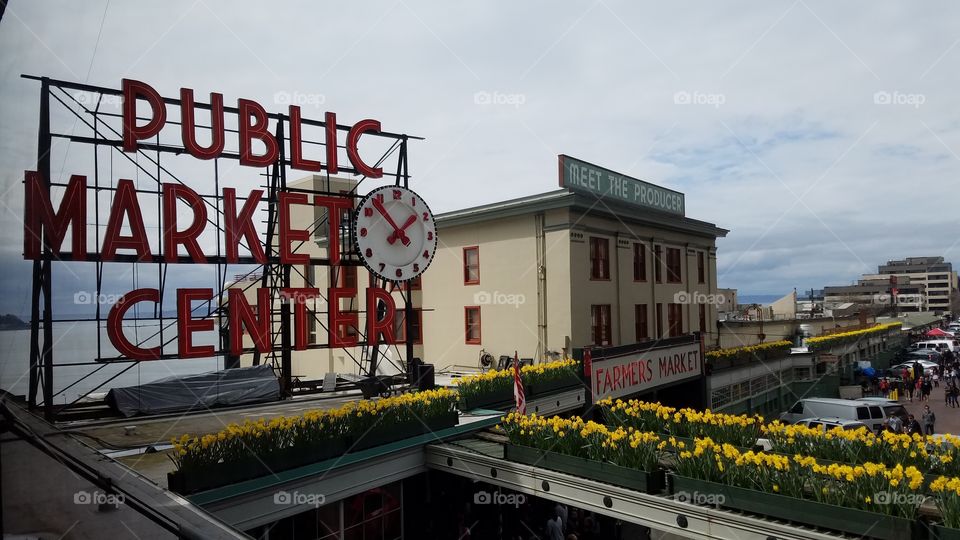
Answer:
[897, 384, 960, 435]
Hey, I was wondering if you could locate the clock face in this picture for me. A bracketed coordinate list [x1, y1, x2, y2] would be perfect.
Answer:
[354, 185, 437, 282]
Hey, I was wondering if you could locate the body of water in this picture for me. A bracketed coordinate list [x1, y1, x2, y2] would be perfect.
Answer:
[737, 294, 786, 306]
[0, 320, 221, 405]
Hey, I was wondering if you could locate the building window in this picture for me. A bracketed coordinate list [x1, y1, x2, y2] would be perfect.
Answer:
[335, 265, 358, 290]
[697, 252, 706, 284]
[465, 306, 481, 344]
[394, 308, 423, 344]
[655, 302, 663, 338]
[654, 245, 663, 283]
[307, 308, 317, 345]
[635, 304, 649, 341]
[699, 304, 707, 334]
[667, 303, 683, 337]
[633, 243, 647, 281]
[389, 274, 421, 293]
[463, 247, 480, 285]
[591, 304, 611, 346]
[666, 247, 682, 283]
[590, 237, 610, 280]
[337, 311, 359, 340]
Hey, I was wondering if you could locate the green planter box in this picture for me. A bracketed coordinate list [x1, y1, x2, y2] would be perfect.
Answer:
[504, 444, 665, 494]
[168, 438, 351, 495]
[669, 475, 919, 540]
[932, 523, 960, 540]
[527, 376, 580, 397]
[459, 387, 515, 411]
[351, 410, 459, 451]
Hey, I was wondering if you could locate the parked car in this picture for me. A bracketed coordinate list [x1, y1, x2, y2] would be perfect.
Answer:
[795, 417, 869, 431]
[911, 340, 960, 353]
[890, 360, 938, 376]
[779, 398, 891, 432]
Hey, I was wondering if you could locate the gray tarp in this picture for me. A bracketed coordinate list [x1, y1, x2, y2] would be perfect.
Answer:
[106, 364, 280, 417]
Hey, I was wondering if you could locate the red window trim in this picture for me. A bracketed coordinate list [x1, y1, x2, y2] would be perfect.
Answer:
[464, 305, 481, 344]
[395, 308, 423, 345]
[589, 237, 611, 281]
[463, 246, 480, 285]
[635, 303, 649, 341]
[591, 304, 612, 346]
[633, 243, 647, 282]
[666, 247, 683, 284]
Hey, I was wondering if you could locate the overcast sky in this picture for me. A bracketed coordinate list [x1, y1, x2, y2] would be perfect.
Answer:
[1, 1, 959, 316]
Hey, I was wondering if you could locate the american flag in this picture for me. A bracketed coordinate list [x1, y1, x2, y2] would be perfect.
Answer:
[513, 350, 526, 414]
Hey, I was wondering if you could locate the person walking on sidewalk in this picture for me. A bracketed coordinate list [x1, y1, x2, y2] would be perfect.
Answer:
[923, 405, 936, 435]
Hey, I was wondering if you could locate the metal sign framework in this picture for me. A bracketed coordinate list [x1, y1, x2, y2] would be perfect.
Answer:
[22, 75, 423, 420]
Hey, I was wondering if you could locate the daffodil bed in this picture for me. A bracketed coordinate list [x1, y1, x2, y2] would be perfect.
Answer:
[455, 359, 579, 410]
[762, 421, 960, 478]
[805, 322, 903, 351]
[168, 388, 458, 494]
[499, 411, 933, 538]
[498, 412, 667, 493]
[597, 398, 763, 448]
[705, 340, 793, 365]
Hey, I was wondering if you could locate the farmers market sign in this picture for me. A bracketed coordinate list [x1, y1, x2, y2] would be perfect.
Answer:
[558, 154, 685, 216]
[589, 340, 702, 400]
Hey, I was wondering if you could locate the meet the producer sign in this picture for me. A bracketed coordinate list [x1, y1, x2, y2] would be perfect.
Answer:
[591, 342, 702, 400]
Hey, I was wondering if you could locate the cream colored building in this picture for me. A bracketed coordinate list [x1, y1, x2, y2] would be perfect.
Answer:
[420, 179, 728, 370]
[232, 162, 727, 379]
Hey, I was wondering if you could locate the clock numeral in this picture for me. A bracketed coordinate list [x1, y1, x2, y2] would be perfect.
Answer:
[413, 263, 420, 273]
[365, 248, 373, 257]
[422, 250, 430, 259]
[395, 268, 403, 278]
[427, 231, 433, 241]
[375, 193, 384, 204]
[393, 189, 402, 200]
[378, 263, 385, 272]
[359, 227, 367, 237]
[411, 197, 417, 206]
[363, 207, 373, 217]
[422, 212, 429, 221]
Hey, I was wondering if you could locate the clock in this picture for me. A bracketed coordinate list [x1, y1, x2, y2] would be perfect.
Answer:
[354, 185, 437, 282]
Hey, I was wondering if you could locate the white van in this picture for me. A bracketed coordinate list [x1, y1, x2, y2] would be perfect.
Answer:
[779, 398, 907, 432]
[912, 340, 959, 353]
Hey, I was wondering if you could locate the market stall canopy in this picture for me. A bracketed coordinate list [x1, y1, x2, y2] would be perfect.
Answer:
[926, 328, 954, 337]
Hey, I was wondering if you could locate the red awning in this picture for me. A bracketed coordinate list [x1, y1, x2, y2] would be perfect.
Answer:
[926, 328, 954, 337]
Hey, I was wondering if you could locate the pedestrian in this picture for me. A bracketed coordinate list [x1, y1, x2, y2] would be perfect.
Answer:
[907, 414, 923, 436]
[923, 378, 933, 401]
[952, 384, 960, 408]
[947, 383, 957, 408]
[934, 372, 940, 388]
[880, 378, 889, 398]
[907, 377, 915, 402]
[923, 405, 936, 435]
[547, 510, 564, 540]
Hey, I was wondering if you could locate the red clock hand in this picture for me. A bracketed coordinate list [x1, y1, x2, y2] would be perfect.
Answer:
[387, 214, 417, 246]
[372, 197, 407, 243]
